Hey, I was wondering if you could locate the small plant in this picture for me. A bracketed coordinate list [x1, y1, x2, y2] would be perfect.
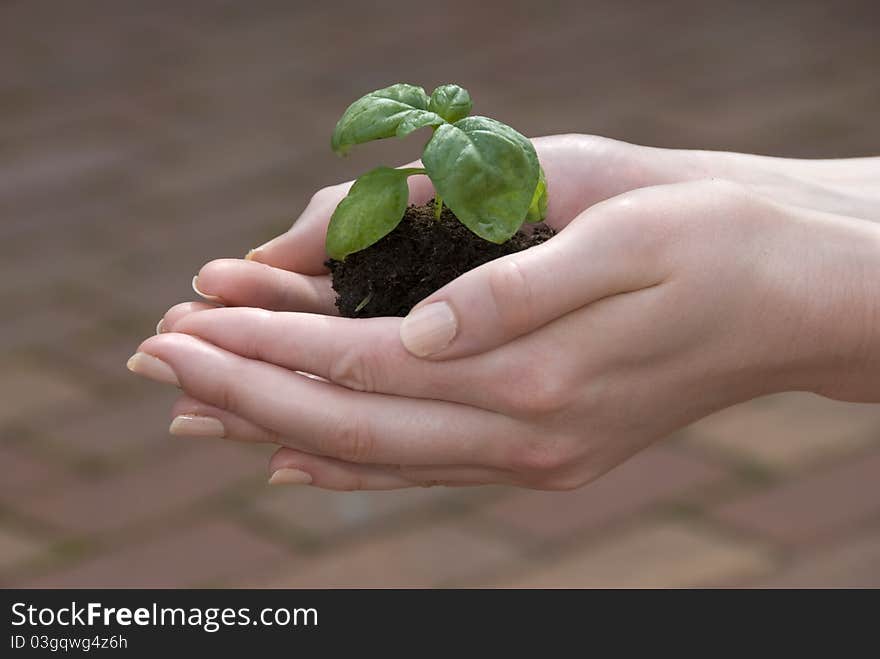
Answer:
[326, 83, 547, 260]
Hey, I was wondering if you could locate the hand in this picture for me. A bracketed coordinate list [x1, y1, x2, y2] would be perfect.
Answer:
[184, 134, 880, 315]
[131, 149, 880, 489]
[183, 134, 668, 314]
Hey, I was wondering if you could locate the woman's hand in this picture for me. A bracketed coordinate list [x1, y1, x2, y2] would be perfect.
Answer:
[185, 134, 880, 315]
[184, 134, 668, 314]
[131, 171, 880, 490]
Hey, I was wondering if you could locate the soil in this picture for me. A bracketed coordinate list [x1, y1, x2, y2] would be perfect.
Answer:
[326, 200, 556, 317]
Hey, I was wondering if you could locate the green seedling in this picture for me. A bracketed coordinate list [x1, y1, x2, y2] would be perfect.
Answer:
[326, 83, 548, 260]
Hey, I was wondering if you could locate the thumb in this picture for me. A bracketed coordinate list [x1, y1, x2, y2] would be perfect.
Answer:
[398, 185, 680, 360]
[247, 162, 432, 275]
[245, 180, 353, 276]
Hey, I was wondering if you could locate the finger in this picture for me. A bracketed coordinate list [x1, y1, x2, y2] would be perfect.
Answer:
[133, 332, 517, 466]
[268, 447, 516, 491]
[269, 448, 414, 490]
[398, 180, 727, 360]
[158, 301, 218, 334]
[169, 395, 515, 489]
[247, 164, 434, 273]
[165, 306, 498, 409]
[169, 393, 276, 442]
[191, 258, 337, 314]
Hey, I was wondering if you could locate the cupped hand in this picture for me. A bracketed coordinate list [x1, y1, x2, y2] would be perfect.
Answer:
[184, 134, 688, 312]
[133, 172, 880, 490]
[186, 134, 880, 314]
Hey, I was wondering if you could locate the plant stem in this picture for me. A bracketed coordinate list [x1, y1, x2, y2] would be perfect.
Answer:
[434, 194, 443, 219]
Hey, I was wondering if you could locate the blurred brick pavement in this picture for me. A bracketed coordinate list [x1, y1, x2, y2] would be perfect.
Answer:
[1, 0, 879, 588]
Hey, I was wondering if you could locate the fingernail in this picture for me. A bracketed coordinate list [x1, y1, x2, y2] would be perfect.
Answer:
[268, 468, 313, 486]
[400, 301, 457, 357]
[192, 275, 222, 302]
[169, 415, 225, 438]
[126, 352, 179, 386]
[156, 318, 165, 334]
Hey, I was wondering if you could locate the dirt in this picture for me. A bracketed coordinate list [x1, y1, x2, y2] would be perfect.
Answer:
[326, 200, 556, 317]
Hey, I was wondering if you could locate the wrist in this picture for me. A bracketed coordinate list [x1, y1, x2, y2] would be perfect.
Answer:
[805, 216, 880, 402]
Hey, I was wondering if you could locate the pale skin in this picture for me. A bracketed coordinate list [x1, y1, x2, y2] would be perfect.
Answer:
[128, 135, 880, 490]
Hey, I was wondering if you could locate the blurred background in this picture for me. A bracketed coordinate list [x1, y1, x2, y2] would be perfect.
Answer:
[1, 0, 879, 587]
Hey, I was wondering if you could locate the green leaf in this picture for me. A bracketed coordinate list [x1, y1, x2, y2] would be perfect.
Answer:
[428, 84, 473, 123]
[325, 167, 422, 260]
[525, 166, 548, 223]
[422, 116, 539, 243]
[331, 84, 445, 155]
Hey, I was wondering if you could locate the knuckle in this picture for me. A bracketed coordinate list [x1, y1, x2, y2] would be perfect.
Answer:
[214, 378, 237, 413]
[327, 413, 377, 463]
[201, 360, 249, 414]
[595, 187, 690, 259]
[594, 194, 667, 257]
[507, 435, 575, 475]
[488, 258, 533, 336]
[328, 346, 382, 392]
[503, 385, 565, 418]
[498, 360, 571, 417]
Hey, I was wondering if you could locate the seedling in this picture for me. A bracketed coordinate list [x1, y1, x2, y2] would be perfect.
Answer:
[326, 83, 547, 260]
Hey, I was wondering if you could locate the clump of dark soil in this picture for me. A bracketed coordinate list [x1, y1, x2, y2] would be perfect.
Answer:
[326, 200, 556, 317]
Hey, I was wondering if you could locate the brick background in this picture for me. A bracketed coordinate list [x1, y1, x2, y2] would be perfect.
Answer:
[1, 0, 878, 588]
